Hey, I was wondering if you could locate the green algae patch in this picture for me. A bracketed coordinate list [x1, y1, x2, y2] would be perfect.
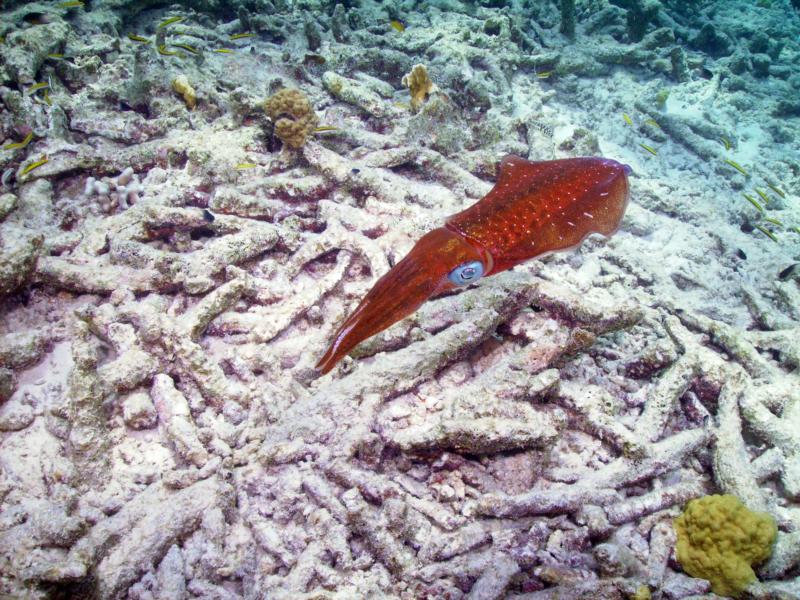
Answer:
[674, 494, 776, 598]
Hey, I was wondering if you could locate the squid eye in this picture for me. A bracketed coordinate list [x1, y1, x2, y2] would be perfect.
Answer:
[447, 260, 484, 286]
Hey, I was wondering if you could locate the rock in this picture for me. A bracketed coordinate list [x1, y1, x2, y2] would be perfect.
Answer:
[0, 224, 43, 296]
[751, 53, 771, 78]
[690, 22, 732, 56]
[0, 193, 17, 221]
[0, 329, 49, 370]
[0, 368, 15, 402]
[0, 397, 34, 431]
[122, 392, 158, 430]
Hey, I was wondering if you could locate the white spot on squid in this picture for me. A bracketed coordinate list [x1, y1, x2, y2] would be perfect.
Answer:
[599, 192, 609, 197]
[583, 212, 594, 219]
[566, 221, 575, 227]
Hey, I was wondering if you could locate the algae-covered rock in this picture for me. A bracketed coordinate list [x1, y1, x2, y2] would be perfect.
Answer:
[674, 494, 777, 597]
[404, 92, 471, 156]
[0, 21, 70, 83]
[0, 224, 43, 296]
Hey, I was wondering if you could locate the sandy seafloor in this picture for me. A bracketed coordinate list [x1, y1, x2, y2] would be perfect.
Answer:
[1, 0, 799, 598]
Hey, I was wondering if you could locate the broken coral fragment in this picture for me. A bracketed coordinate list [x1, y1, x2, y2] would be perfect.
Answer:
[172, 74, 196, 110]
[401, 63, 436, 112]
[674, 494, 776, 597]
[264, 88, 319, 149]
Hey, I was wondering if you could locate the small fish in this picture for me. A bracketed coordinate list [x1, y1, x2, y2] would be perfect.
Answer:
[723, 159, 748, 176]
[157, 44, 181, 56]
[623, 113, 633, 126]
[719, 136, 731, 150]
[754, 224, 778, 243]
[158, 16, 184, 28]
[127, 33, 150, 43]
[303, 53, 326, 66]
[2, 132, 34, 151]
[23, 12, 51, 25]
[763, 216, 783, 227]
[736, 249, 747, 260]
[25, 82, 50, 94]
[536, 71, 553, 79]
[755, 188, 771, 205]
[58, 0, 84, 7]
[0, 35, 5, 44]
[778, 263, 798, 281]
[47, 53, 65, 59]
[172, 43, 199, 54]
[20, 155, 48, 176]
[235, 163, 258, 170]
[793, 226, 800, 235]
[35, 90, 53, 106]
[766, 183, 786, 199]
[314, 126, 339, 133]
[230, 32, 256, 39]
[643, 118, 660, 128]
[639, 143, 658, 156]
[213, 48, 234, 54]
[742, 193, 763, 213]
[393, 102, 411, 110]
[202, 209, 215, 222]
[389, 20, 405, 33]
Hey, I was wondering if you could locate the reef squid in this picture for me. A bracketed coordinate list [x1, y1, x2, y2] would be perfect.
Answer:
[316, 155, 631, 374]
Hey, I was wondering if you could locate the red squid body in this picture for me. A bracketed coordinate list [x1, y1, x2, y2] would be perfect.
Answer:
[315, 155, 631, 374]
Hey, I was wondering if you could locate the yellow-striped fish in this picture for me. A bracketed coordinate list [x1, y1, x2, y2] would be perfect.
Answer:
[389, 20, 405, 33]
[158, 16, 184, 28]
[230, 32, 256, 39]
[20, 155, 48, 175]
[235, 163, 258, 170]
[754, 224, 778, 243]
[25, 82, 50, 94]
[723, 159, 748, 176]
[623, 113, 633, 126]
[59, 0, 84, 7]
[2, 132, 34, 151]
[213, 48, 234, 54]
[766, 183, 786, 199]
[157, 44, 181, 56]
[172, 43, 199, 54]
[639, 143, 657, 156]
[742, 193, 763, 213]
[127, 33, 150, 43]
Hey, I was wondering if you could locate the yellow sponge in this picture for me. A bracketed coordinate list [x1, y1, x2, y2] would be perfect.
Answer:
[674, 494, 776, 598]
[172, 75, 196, 110]
[264, 88, 319, 149]
[401, 64, 436, 112]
